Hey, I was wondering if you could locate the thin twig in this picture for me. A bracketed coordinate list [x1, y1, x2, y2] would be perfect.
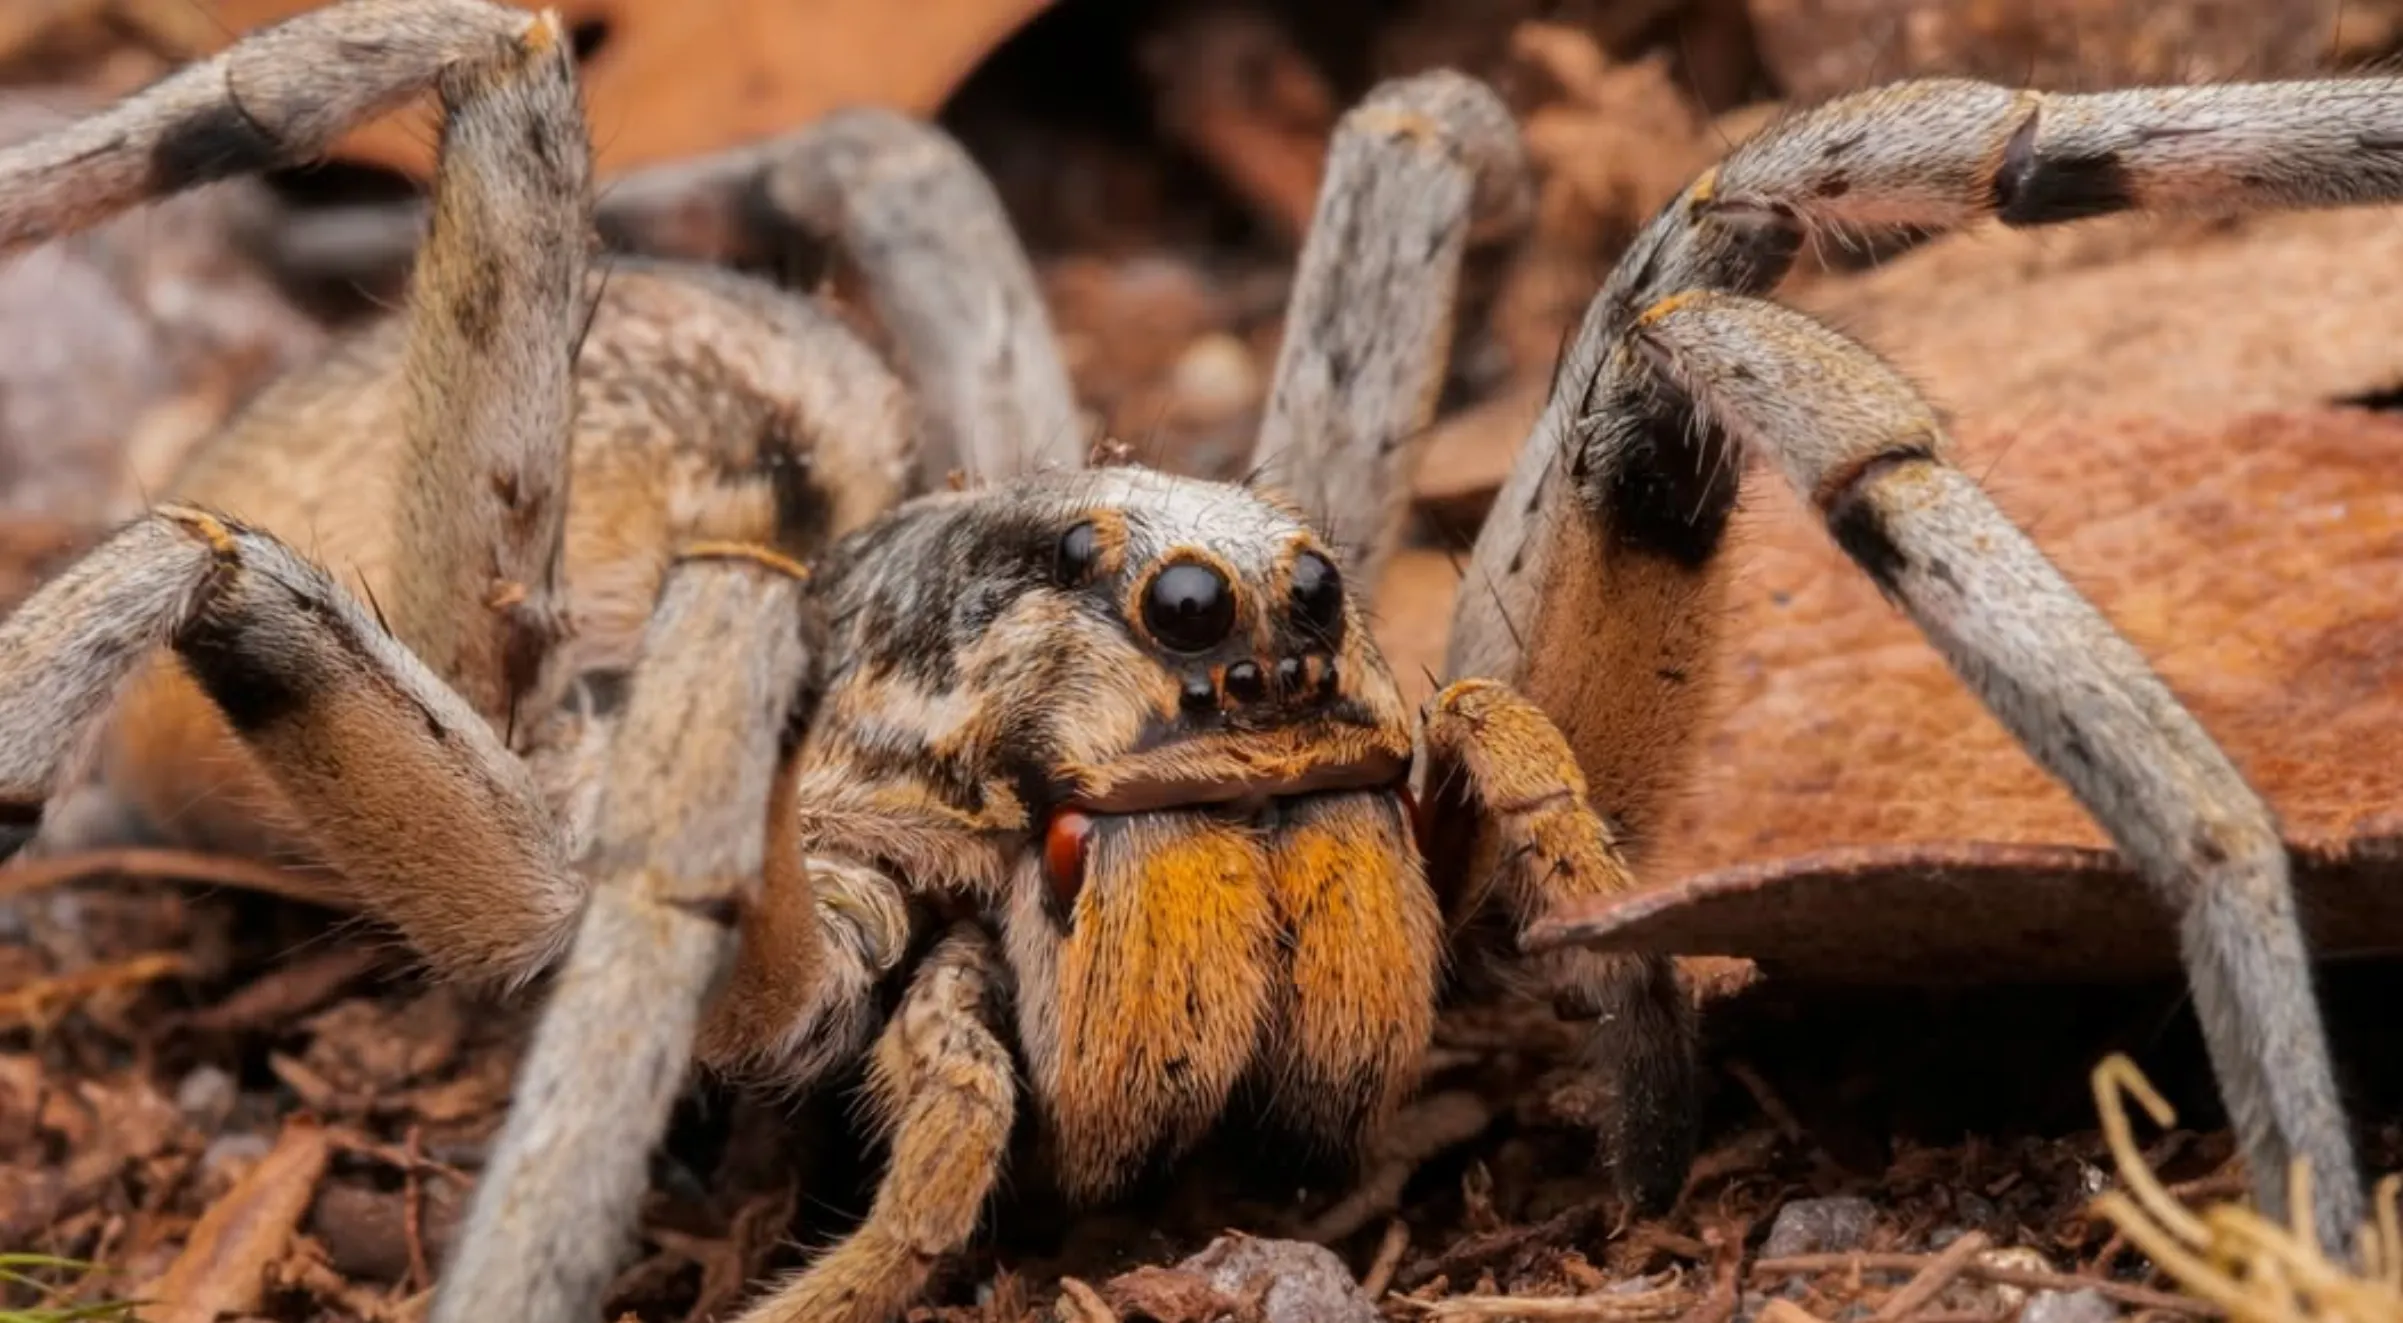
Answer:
[1673, 1223, 1745, 1323]
[1362, 1219, 1410, 1300]
[1, 848, 331, 904]
[1054, 1277, 1119, 1323]
[1751, 1252, 2218, 1315]
[325, 1129, 473, 1188]
[0, 952, 189, 1026]
[1724, 1059, 1808, 1146]
[1400, 1199, 1603, 1290]
[1390, 1283, 1693, 1320]
[1868, 1231, 1987, 1322]
[401, 1126, 433, 1294]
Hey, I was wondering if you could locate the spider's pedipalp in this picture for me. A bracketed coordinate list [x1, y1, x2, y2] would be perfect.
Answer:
[1630, 288, 2362, 1250]
[0, 0, 537, 256]
[432, 545, 811, 1323]
[731, 926, 1017, 1323]
[1417, 678, 1697, 1212]
[1251, 70, 1528, 589]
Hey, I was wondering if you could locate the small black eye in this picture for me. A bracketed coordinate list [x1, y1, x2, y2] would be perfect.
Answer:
[1055, 521, 1097, 586]
[1143, 562, 1236, 653]
[1291, 550, 1343, 637]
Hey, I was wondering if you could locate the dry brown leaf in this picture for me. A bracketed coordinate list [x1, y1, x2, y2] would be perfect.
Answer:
[137, 1114, 332, 1323]
[196, 0, 1054, 177]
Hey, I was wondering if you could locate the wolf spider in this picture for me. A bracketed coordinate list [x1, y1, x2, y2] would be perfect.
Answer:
[1, 1, 2398, 1318]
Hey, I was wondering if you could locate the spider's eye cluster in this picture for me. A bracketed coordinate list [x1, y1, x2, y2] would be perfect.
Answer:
[1289, 550, 1343, 638]
[1144, 562, 1236, 653]
[1055, 521, 1098, 586]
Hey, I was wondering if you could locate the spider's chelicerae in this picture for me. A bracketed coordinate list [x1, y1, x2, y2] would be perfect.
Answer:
[2, 1, 2398, 1317]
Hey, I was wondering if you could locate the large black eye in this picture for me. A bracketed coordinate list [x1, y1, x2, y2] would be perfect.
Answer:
[1143, 562, 1236, 653]
[1054, 521, 1097, 586]
[1290, 550, 1343, 638]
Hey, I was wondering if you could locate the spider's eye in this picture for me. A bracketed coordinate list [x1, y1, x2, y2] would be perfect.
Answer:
[1055, 521, 1097, 586]
[1290, 550, 1343, 637]
[1142, 562, 1236, 653]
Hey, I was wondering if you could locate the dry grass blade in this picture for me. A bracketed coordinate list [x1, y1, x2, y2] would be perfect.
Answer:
[1390, 1282, 1693, 1319]
[2088, 1053, 2403, 1322]
[0, 1256, 137, 1323]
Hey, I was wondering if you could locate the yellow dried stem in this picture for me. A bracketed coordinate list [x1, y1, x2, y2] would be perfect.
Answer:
[2088, 1052, 2403, 1323]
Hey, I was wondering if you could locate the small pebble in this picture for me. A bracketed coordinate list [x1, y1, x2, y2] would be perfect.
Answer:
[200, 1131, 273, 1184]
[1179, 1234, 1376, 1323]
[1978, 1246, 2060, 1311]
[2021, 1287, 2123, 1323]
[175, 1064, 237, 1124]
[1761, 1194, 1878, 1257]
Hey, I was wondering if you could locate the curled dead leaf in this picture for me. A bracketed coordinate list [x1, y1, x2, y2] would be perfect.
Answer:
[136, 1114, 331, 1323]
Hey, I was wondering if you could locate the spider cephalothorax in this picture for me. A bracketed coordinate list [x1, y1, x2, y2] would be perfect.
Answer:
[0, 3, 2397, 1321]
[798, 469, 1436, 1198]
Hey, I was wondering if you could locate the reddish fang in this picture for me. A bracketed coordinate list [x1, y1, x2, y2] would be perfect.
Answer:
[1044, 808, 1094, 911]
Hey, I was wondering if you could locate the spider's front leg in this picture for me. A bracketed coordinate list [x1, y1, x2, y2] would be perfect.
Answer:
[1418, 678, 1698, 1211]
[432, 544, 812, 1323]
